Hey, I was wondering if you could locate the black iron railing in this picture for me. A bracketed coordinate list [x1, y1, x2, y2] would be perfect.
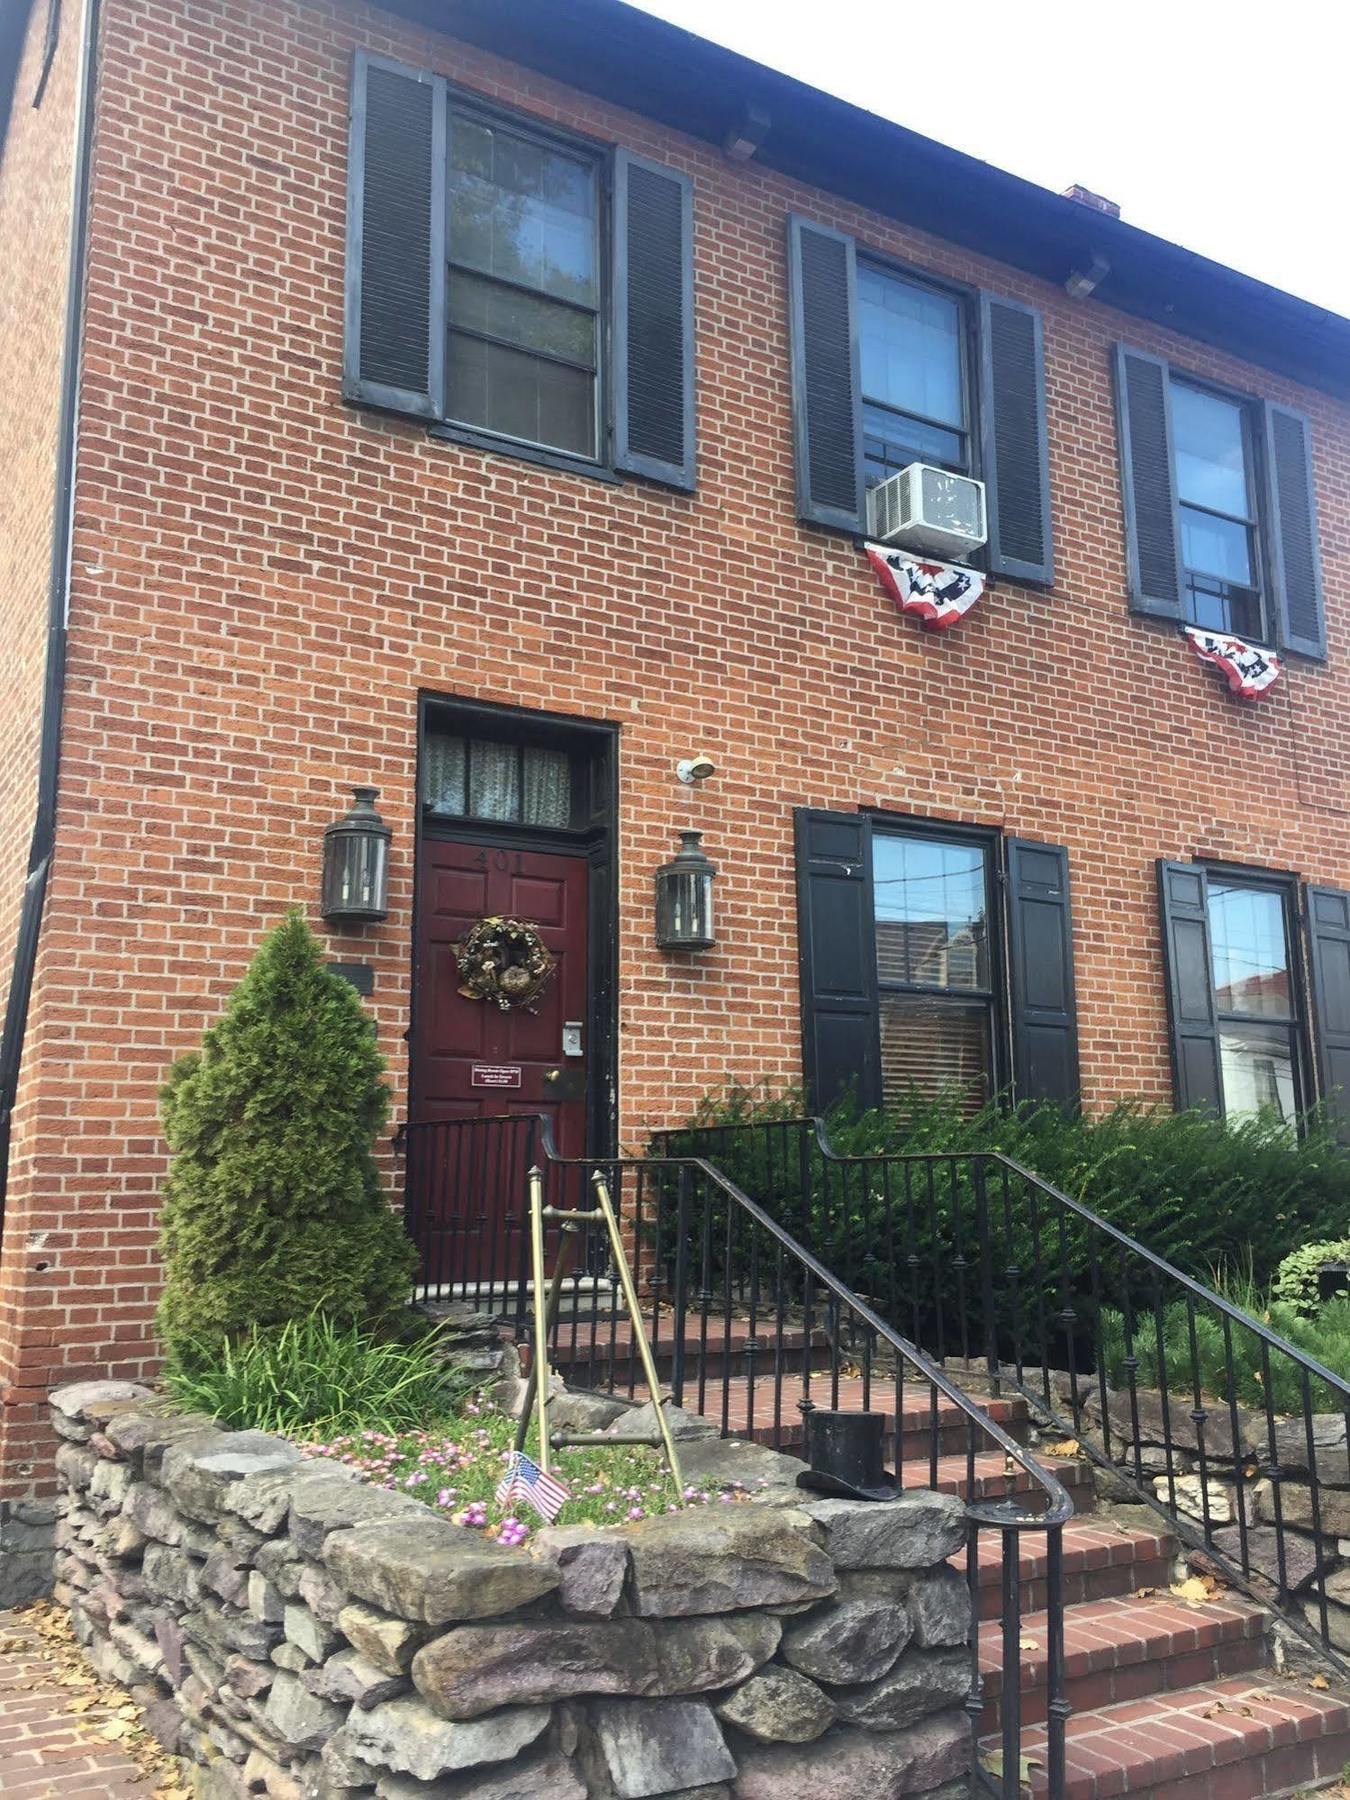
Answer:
[400, 1114, 1074, 1799]
[659, 1114, 1350, 1678]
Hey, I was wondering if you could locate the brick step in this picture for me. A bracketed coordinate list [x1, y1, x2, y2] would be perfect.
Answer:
[979, 1593, 1269, 1730]
[1001, 1675, 1350, 1799]
[542, 1319, 834, 1382]
[961, 1517, 1178, 1621]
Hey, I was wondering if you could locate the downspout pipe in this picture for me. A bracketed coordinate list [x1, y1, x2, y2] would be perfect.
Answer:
[0, 0, 100, 1228]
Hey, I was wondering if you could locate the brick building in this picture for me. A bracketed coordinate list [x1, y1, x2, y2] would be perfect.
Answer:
[0, 0, 1347, 1583]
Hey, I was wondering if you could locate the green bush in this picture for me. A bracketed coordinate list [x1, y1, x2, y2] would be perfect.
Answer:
[1099, 1288, 1350, 1414]
[671, 1082, 1350, 1289]
[163, 1314, 469, 1437]
[1272, 1240, 1350, 1317]
[661, 1083, 1350, 1377]
[157, 911, 416, 1364]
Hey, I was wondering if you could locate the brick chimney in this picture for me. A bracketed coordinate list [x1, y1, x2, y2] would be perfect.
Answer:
[1062, 183, 1121, 218]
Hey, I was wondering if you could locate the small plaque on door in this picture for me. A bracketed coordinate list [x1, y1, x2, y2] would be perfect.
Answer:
[471, 1064, 523, 1089]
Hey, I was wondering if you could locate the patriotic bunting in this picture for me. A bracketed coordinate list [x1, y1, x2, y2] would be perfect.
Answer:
[495, 1449, 571, 1523]
[1183, 626, 1283, 701]
[865, 546, 986, 631]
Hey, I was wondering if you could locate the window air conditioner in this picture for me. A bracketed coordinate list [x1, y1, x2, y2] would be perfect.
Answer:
[866, 463, 988, 560]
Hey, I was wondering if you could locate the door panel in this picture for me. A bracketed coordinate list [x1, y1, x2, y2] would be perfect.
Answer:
[411, 836, 590, 1282]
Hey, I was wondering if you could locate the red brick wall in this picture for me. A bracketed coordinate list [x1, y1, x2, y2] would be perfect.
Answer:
[0, 0, 81, 1493]
[0, 0, 1347, 1494]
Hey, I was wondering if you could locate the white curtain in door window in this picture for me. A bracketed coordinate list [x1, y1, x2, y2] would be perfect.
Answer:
[522, 748, 570, 827]
[424, 735, 467, 812]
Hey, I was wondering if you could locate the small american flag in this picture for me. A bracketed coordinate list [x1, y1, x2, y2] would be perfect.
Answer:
[495, 1451, 571, 1523]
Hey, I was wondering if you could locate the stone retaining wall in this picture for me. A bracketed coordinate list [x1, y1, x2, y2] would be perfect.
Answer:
[50, 1382, 976, 1799]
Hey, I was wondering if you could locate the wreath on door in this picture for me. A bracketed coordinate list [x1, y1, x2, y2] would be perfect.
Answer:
[453, 916, 556, 1013]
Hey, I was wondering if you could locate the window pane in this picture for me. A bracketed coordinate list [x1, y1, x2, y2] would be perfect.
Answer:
[1172, 383, 1249, 516]
[1218, 1021, 1297, 1123]
[874, 835, 990, 991]
[522, 748, 571, 827]
[1183, 573, 1262, 640]
[863, 403, 965, 486]
[449, 334, 596, 457]
[1181, 505, 1253, 585]
[449, 119, 596, 305]
[468, 741, 520, 820]
[859, 266, 963, 428]
[450, 272, 596, 367]
[880, 995, 991, 1117]
[424, 735, 467, 812]
[1208, 882, 1292, 1018]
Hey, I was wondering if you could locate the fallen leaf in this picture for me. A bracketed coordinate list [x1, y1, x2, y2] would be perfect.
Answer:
[1203, 1700, 1229, 1719]
[100, 1719, 131, 1741]
[1133, 1586, 1157, 1599]
[1311, 1672, 1331, 1690]
[1170, 1574, 1221, 1604]
[1043, 1438, 1080, 1457]
[1019, 1636, 1039, 1651]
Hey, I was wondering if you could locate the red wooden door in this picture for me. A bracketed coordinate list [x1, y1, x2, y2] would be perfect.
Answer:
[410, 838, 590, 1289]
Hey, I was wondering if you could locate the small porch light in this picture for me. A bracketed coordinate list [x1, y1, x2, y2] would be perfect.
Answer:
[321, 786, 391, 924]
[655, 829, 717, 952]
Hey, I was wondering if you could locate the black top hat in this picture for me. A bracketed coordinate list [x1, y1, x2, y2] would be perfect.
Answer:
[796, 1408, 901, 1502]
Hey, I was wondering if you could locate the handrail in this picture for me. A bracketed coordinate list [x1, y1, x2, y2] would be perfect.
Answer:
[568, 1146, 1075, 1533]
[400, 1112, 1075, 1796]
[665, 1112, 1350, 1678]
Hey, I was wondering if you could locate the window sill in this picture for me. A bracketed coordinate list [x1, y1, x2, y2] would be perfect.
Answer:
[426, 422, 624, 486]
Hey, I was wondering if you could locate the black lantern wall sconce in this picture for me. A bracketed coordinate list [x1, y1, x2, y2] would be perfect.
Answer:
[655, 828, 718, 952]
[320, 786, 391, 925]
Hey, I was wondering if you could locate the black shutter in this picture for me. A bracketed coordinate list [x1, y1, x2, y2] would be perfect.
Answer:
[978, 295, 1054, 585]
[1005, 840, 1079, 1107]
[795, 809, 880, 1111]
[1114, 345, 1184, 618]
[1306, 886, 1350, 1144]
[1263, 404, 1327, 659]
[787, 216, 864, 533]
[343, 52, 446, 419]
[1157, 861, 1222, 1114]
[613, 151, 696, 490]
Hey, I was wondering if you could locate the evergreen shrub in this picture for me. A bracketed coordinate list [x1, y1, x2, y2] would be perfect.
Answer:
[157, 911, 416, 1365]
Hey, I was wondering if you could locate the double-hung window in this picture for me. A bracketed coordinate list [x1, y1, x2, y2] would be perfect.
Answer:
[1171, 381, 1263, 640]
[344, 52, 696, 489]
[1115, 347, 1326, 657]
[446, 114, 601, 461]
[795, 811, 1080, 1117]
[873, 830, 994, 1115]
[787, 217, 1054, 583]
[1157, 860, 1350, 1138]
[858, 266, 969, 489]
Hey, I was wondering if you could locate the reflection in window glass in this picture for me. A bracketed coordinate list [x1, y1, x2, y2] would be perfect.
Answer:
[447, 113, 599, 456]
[858, 265, 966, 489]
[1170, 380, 1262, 640]
[873, 836, 989, 991]
[1172, 385, 1249, 516]
[1208, 882, 1291, 1018]
[1219, 1022, 1297, 1123]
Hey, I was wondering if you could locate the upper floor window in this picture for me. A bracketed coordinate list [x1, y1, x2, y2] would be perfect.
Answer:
[1115, 346, 1326, 658]
[788, 217, 1054, 583]
[344, 53, 695, 490]
[1171, 381, 1262, 640]
[447, 114, 601, 460]
[858, 265, 969, 488]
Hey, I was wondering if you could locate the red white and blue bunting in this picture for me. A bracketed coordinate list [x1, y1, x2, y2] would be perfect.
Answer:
[865, 546, 986, 632]
[1183, 626, 1283, 702]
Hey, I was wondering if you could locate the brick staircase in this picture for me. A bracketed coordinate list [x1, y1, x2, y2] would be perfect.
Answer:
[550, 1328, 1350, 1799]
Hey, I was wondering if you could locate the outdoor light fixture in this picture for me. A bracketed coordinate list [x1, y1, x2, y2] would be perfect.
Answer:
[655, 829, 717, 952]
[320, 786, 391, 924]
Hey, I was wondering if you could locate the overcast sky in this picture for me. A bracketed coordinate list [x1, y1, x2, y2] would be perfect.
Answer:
[629, 0, 1350, 320]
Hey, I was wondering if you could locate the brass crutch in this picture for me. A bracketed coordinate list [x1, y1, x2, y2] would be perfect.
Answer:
[514, 1166, 582, 1466]
[517, 1164, 686, 1497]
